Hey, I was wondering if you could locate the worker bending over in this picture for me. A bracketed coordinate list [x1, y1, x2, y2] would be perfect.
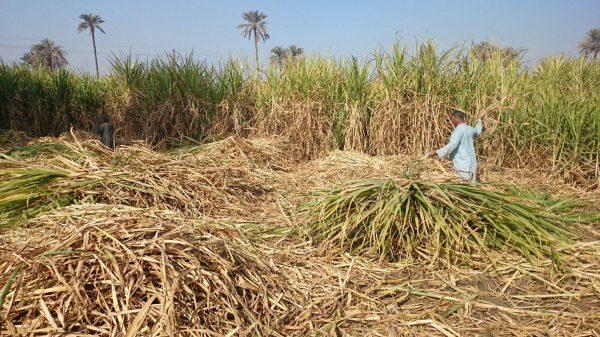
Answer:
[430, 109, 483, 182]
[94, 113, 115, 150]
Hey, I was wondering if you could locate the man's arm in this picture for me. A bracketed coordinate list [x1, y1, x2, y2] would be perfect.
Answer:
[473, 118, 483, 137]
[436, 128, 463, 158]
[95, 123, 107, 136]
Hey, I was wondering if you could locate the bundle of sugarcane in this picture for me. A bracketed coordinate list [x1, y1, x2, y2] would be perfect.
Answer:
[302, 178, 593, 263]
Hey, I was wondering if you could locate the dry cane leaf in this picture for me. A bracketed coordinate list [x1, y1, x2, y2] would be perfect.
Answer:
[124, 295, 157, 337]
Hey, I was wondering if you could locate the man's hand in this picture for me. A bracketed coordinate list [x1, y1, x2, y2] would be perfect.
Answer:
[477, 115, 485, 129]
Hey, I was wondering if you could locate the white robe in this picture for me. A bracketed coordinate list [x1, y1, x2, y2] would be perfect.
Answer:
[436, 119, 483, 182]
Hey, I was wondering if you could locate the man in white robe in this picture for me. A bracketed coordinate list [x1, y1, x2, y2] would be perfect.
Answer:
[431, 110, 483, 182]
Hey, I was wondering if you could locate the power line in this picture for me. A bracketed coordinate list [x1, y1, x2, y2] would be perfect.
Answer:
[0, 43, 156, 57]
[0, 34, 172, 49]
[0, 34, 218, 58]
[0, 43, 31, 49]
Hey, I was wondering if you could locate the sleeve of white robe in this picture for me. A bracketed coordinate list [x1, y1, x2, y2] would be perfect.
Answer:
[473, 119, 483, 138]
[436, 127, 463, 158]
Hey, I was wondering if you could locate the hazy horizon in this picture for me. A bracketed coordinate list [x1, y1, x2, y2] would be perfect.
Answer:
[1, 0, 598, 75]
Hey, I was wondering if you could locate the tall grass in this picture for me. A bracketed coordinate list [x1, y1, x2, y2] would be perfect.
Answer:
[1, 40, 599, 184]
[107, 52, 225, 143]
[0, 65, 106, 136]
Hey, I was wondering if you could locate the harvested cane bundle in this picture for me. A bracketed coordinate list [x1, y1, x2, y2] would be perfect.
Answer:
[0, 130, 30, 154]
[0, 166, 96, 227]
[169, 135, 289, 168]
[0, 139, 280, 227]
[3, 142, 74, 159]
[302, 178, 590, 263]
[0, 205, 297, 336]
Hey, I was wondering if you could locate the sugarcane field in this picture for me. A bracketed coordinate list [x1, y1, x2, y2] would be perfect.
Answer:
[1, 2, 600, 337]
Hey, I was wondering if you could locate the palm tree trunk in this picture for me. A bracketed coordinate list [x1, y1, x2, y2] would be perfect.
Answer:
[92, 29, 99, 79]
[254, 32, 259, 75]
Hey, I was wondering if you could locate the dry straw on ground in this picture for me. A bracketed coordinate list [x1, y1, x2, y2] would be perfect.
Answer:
[0, 135, 290, 227]
[1, 134, 599, 336]
[0, 205, 301, 336]
[2, 205, 599, 337]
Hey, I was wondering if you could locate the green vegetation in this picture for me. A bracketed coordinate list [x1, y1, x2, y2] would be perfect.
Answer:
[0, 166, 86, 227]
[302, 178, 590, 263]
[1, 40, 599, 184]
[5, 142, 71, 159]
[0, 65, 105, 135]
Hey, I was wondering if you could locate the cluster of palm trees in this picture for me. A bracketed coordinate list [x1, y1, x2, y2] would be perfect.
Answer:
[269, 45, 304, 66]
[21, 13, 105, 77]
[17, 9, 600, 78]
[237, 10, 304, 71]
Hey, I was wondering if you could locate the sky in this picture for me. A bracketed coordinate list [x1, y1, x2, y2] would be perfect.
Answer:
[1, 0, 598, 74]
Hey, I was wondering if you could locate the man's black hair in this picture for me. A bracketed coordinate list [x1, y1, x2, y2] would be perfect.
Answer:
[450, 109, 465, 120]
[99, 113, 110, 124]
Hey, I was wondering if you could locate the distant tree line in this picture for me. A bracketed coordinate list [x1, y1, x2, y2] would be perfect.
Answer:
[13, 9, 600, 75]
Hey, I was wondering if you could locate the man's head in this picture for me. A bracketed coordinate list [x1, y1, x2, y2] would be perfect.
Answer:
[449, 109, 465, 127]
[99, 113, 110, 124]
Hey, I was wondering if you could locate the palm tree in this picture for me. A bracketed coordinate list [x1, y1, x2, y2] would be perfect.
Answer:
[30, 39, 68, 70]
[21, 52, 38, 68]
[78, 13, 105, 78]
[288, 44, 304, 58]
[269, 46, 289, 66]
[578, 28, 600, 60]
[237, 10, 269, 72]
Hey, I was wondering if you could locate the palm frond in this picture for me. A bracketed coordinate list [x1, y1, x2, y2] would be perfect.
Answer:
[78, 13, 105, 34]
[238, 10, 269, 42]
[77, 22, 89, 33]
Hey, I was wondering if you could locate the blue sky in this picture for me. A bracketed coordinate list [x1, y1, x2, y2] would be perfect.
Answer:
[1, 0, 598, 74]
